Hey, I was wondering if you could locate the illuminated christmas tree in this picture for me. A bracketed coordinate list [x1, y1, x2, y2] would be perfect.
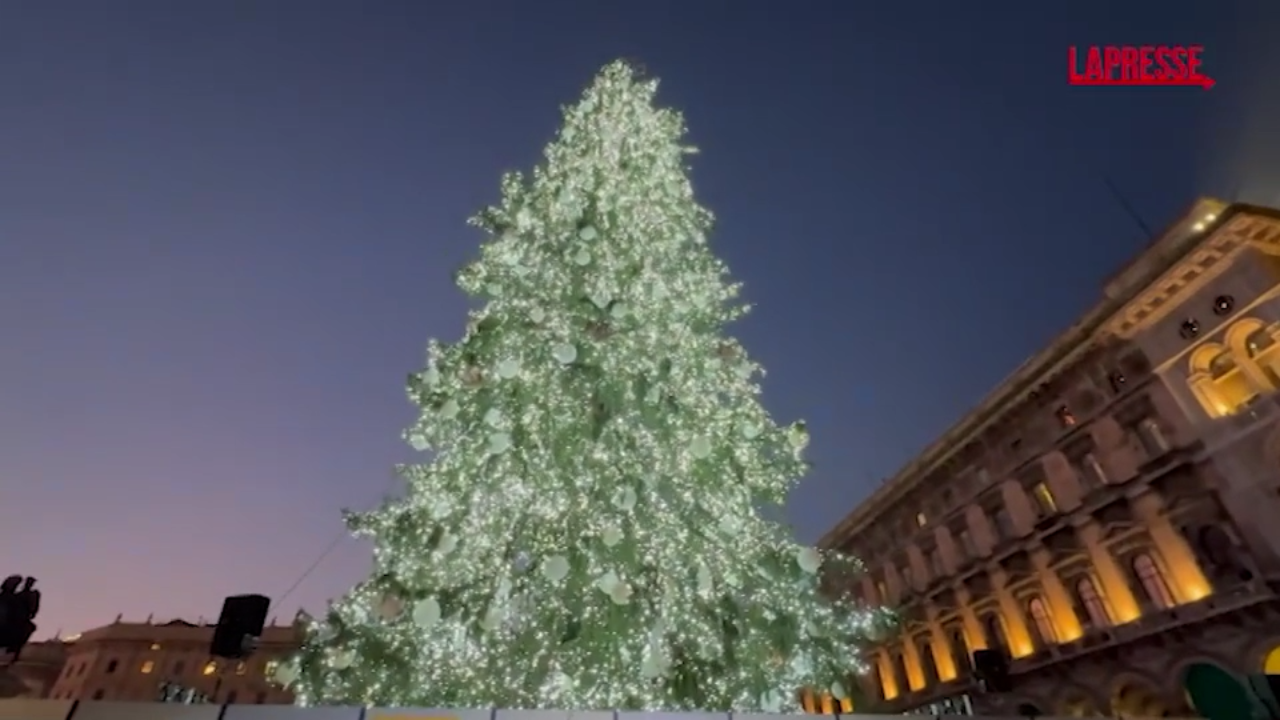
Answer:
[283, 60, 891, 712]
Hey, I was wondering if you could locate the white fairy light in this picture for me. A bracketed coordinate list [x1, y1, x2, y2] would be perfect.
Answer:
[289, 59, 889, 713]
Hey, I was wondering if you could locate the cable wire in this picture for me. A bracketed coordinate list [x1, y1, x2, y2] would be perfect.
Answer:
[270, 472, 405, 614]
[273, 528, 349, 612]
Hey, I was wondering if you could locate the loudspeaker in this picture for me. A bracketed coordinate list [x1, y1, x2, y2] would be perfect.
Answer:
[210, 594, 270, 659]
[972, 648, 1012, 693]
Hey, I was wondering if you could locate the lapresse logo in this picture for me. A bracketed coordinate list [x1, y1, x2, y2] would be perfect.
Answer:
[1068, 45, 1215, 89]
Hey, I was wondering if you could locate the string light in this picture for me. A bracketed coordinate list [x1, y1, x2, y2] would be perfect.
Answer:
[285, 59, 892, 713]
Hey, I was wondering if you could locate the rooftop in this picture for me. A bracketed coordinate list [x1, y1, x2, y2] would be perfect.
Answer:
[818, 198, 1279, 549]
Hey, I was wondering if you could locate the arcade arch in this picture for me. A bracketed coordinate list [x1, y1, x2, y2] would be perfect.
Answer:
[1181, 661, 1255, 720]
[1187, 318, 1280, 417]
[1055, 688, 1100, 717]
[1110, 676, 1170, 717]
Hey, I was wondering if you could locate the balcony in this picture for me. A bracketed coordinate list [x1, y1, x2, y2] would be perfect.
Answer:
[881, 674, 974, 713]
[1199, 392, 1280, 451]
[1008, 578, 1276, 674]
[866, 571, 1276, 714]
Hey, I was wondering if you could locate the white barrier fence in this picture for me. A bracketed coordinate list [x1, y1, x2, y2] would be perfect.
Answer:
[0, 699, 1193, 720]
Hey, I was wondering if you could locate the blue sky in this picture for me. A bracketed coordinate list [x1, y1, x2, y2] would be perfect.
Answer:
[2, 0, 1278, 636]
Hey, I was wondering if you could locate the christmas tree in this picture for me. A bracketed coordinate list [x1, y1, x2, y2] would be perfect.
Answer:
[283, 60, 891, 712]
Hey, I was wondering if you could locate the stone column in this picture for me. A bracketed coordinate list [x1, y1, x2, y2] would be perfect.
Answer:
[1077, 521, 1142, 624]
[1133, 493, 1212, 603]
[990, 568, 1036, 658]
[1188, 373, 1224, 418]
[1031, 547, 1084, 642]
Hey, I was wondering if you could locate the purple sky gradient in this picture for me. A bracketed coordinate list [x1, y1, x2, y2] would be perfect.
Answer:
[2, 0, 1279, 639]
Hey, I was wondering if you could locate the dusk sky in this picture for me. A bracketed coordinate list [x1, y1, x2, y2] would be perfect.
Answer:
[3, 1, 1279, 639]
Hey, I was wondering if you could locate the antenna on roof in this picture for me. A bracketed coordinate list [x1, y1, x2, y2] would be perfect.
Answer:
[1102, 175, 1155, 242]
[1227, 179, 1244, 203]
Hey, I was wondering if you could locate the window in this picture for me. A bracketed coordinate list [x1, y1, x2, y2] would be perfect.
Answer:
[1246, 327, 1275, 355]
[1136, 418, 1169, 457]
[1195, 525, 1238, 571]
[235, 661, 247, 675]
[149, 643, 162, 650]
[1079, 453, 1107, 487]
[1246, 328, 1280, 388]
[918, 641, 939, 683]
[982, 613, 1007, 652]
[894, 653, 910, 691]
[875, 580, 888, 602]
[1074, 576, 1112, 629]
[1027, 596, 1058, 645]
[915, 511, 928, 527]
[1132, 553, 1177, 609]
[264, 660, 279, 679]
[1030, 482, 1058, 516]
[173, 660, 185, 674]
[1196, 348, 1260, 415]
[976, 468, 992, 486]
[869, 666, 886, 702]
[105, 659, 118, 674]
[140, 660, 155, 674]
[901, 565, 914, 589]
[1056, 405, 1077, 428]
[203, 661, 218, 676]
[92, 690, 105, 700]
[956, 529, 976, 557]
[949, 628, 969, 671]
[992, 507, 1015, 539]
[1211, 352, 1238, 377]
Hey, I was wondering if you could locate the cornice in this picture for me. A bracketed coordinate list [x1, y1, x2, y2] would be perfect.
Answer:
[820, 200, 1280, 550]
[1106, 213, 1280, 339]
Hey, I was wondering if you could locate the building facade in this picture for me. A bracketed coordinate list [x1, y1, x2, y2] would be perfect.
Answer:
[818, 199, 1280, 717]
[0, 640, 71, 699]
[44, 616, 301, 705]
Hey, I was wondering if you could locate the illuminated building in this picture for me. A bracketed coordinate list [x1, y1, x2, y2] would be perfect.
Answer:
[44, 616, 300, 704]
[815, 199, 1280, 716]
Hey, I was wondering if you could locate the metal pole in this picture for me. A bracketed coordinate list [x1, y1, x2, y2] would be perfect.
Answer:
[209, 660, 226, 704]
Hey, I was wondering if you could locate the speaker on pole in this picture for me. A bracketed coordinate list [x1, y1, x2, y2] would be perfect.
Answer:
[210, 595, 270, 659]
